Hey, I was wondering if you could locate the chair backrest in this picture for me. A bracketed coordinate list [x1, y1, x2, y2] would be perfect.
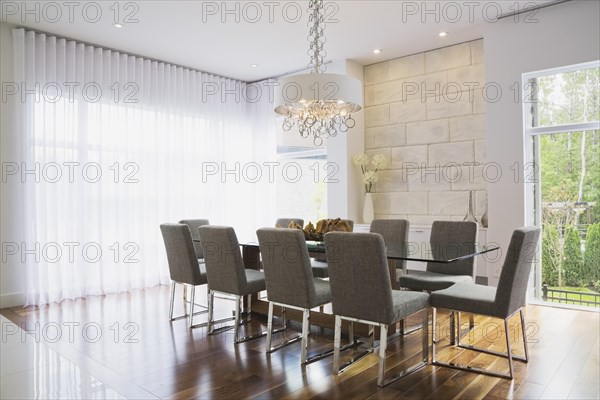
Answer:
[325, 232, 395, 325]
[495, 226, 541, 317]
[427, 221, 478, 277]
[179, 219, 210, 258]
[257, 228, 316, 309]
[198, 226, 247, 295]
[275, 218, 304, 228]
[160, 223, 205, 285]
[370, 219, 409, 268]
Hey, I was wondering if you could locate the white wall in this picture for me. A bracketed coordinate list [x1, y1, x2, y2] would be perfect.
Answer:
[484, 0, 600, 285]
[0, 22, 27, 308]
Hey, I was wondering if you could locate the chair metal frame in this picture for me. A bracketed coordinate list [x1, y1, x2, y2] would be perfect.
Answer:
[168, 282, 210, 329]
[206, 290, 284, 344]
[265, 301, 357, 364]
[333, 309, 429, 387]
[431, 307, 529, 379]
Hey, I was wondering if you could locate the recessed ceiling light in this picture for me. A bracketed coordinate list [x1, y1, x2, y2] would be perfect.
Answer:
[251, 64, 258, 68]
[373, 49, 383, 54]
[439, 31, 448, 37]
[114, 23, 123, 28]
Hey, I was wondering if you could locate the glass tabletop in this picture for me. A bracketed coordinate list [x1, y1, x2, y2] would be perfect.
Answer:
[236, 240, 499, 264]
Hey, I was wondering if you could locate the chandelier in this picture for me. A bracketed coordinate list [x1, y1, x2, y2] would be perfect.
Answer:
[274, 0, 362, 146]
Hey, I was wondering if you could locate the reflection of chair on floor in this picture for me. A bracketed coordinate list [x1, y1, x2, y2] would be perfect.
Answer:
[198, 225, 272, 344]
[398, 220, 478, 338]
[257, 228, 337, 364]
[325, 232, 430, 387]
[430, 226, 540, 379]
[160, 223, 209, 329]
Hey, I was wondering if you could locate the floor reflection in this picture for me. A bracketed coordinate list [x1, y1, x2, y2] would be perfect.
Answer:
[0, 315, 125, 400]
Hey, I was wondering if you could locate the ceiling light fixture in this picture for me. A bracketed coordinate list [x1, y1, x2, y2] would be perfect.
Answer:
[438, 31, 448, 37]
[274, 0, 362, 146]
[114, 23, 123, 28]
[251, 64, 258, 68]
[373, 49, 383, 54]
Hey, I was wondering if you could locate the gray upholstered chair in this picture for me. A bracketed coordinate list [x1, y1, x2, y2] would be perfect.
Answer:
[160, 223, 209, 329]
[325, 232, 430, 387]
[275, 218, 304, 228]
[198, 225, 268, 344]
[398, 220, 478, 338]
[257, 228, 334, 364]
[430, 226, 541, 379]
[398, 221, 478, 291]
[311, 219, 354, 278]
[179, 219, 210, 261]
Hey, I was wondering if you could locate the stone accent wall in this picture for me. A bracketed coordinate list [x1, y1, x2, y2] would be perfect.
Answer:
[363, 39, 487, 225]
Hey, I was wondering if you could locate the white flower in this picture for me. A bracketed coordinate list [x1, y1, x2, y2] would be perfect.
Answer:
[353, 153, 369, 166]
[363, 170, 378, 184]
[371, 154, 389, 170]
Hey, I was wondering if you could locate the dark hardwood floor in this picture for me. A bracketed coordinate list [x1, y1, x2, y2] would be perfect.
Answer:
[1, 285, 598, 399]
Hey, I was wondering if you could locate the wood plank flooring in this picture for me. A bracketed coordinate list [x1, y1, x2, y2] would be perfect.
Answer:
[1, 285, 598, 399]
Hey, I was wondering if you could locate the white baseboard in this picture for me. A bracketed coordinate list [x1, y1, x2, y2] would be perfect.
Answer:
[0, 292, 25, 309]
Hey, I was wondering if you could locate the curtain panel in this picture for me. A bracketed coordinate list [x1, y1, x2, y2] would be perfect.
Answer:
[11, 28, 277, 305]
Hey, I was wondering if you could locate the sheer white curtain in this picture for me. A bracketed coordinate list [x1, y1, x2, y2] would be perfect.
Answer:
[12, 28, 277, 305]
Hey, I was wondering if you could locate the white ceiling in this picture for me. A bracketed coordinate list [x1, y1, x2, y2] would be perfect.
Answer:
[4, 0, 558, 81]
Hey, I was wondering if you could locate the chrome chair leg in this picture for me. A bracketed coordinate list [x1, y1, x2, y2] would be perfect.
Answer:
[377, 324, 388, 387]
[169, 282, 176, 320]
[266, 301, 274, 350]
[433, 308, 526, 379]
[520, 309, 529, 362]
[505, 318, 514, 379]
[333, 315, 342, 374]
[300, 309, 310, 364]
[265, 304, 301, 353]
[207, 289, 214, 333]
[377, 309, 428, 387]
[189, 285, 196, 329]
[234, 295, 242, 343]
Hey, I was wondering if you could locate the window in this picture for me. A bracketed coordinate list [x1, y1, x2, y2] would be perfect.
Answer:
[524, 62, 600, 308]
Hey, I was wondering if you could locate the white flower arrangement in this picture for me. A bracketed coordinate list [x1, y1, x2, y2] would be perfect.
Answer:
[353, 153, 389, 193]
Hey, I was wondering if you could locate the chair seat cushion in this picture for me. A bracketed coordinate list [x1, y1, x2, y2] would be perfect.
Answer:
[398, 270, 473, 291]
[310, 278, 332, 308]
[389, 290, 430, 323]
[243, 269, 266, 295]
[429, 283, 498, 317]
[311, 260, 329, 278]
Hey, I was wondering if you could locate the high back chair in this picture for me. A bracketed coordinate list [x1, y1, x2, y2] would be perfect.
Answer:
[160, 223, 209, 329]
[257, 228, 334, 364]
[325, 232, 430, 387]
[198, 225, 268, 343]
[398, 220, 478, 291]
[429, 226, 541, 379]
[398, 220, 478, 338]
[178, 219, 210, 261]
